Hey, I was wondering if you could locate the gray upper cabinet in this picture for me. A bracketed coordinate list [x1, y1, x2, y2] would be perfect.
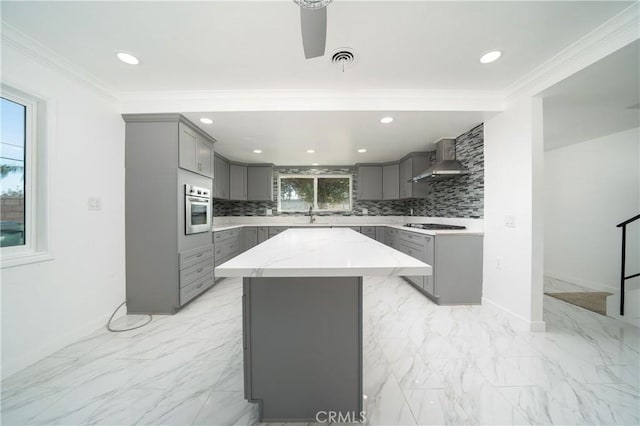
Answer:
[399, 153, 430, 199]
[178, 122, 214, 178]
[247, 166, 273, 201]
[214, 154, 230, 199]
[230, 164, 248, 200]
[382, 163, 399, 200]
[357, 166, 382, 200]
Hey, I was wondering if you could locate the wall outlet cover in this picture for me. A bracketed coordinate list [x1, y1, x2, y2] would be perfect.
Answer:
[88, 197, 102, 211]
[362, 208, 368, 215]
[266, 208, 273, 216]
[504, 215, 516, 228]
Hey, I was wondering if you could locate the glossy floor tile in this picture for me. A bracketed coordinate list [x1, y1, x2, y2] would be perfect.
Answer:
[2, 276, 638, 425]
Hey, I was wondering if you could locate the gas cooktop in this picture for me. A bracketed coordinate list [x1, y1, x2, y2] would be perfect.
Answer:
[404, 223, 467, 230]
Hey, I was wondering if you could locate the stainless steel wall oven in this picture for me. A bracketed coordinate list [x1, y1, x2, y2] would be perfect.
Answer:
[185, 184, 211, 235]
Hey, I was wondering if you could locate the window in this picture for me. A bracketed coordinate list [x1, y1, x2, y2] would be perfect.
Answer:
[1, 96, 28, 248]
[278, 175, 352, 212]
[1, 85, 49, 267]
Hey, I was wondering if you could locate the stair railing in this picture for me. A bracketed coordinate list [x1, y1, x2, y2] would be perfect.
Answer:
[616, 213, 640, 315]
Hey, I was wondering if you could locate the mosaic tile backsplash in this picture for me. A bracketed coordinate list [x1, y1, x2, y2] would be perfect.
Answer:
[214, 124, 484, 218]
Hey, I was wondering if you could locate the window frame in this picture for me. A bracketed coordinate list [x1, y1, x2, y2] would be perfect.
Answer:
[277, 174, 353, 213]
[1, 84, 51, 268]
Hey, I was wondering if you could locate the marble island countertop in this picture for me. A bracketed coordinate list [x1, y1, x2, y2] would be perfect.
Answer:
[215, 228, 433, 278]
[211, 222, 483, 236]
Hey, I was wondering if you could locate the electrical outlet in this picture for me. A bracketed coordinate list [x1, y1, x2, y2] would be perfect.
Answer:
[88, 197, 102, 211]
[362, 208, 368, 215]
[496, 256, 503, 270]
[266, 208, 273, 216]
[504, 215, 516, 228]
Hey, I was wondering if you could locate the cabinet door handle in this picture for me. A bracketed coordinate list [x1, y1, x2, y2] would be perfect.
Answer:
[197, 282, 204, 289]
[196, 267, 203, 273]
[196, 253, 203, 258]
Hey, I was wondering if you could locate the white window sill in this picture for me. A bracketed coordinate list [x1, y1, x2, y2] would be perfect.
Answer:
[1, 251, 53, 269]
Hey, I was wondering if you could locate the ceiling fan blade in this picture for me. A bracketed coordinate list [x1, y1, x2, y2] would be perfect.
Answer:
[300, 6, 327, 59]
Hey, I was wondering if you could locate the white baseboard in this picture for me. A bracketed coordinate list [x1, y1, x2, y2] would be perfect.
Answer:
[1, 308, 125, 380]
[545, 271, 618, 293]
[482, 296, 546, 332]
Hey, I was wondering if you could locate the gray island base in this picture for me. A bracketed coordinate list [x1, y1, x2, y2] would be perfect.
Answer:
[216, 228, 431, 422]
[243, 276, 362, 422]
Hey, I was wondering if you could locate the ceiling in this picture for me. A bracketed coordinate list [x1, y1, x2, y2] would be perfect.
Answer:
[1, 1, 633, 93]
[542, 40, 640, 151]
[182, 110, 484, 164]
[1, 1, 636, 163]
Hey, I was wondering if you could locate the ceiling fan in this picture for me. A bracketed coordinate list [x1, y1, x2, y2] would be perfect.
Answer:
[293, 0, 333, 59]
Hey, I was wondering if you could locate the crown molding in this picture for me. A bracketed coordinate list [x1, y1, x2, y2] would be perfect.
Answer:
[503, 2, 640, 103]
[1, 21, 117, 103]
[117, 88, 505, 113]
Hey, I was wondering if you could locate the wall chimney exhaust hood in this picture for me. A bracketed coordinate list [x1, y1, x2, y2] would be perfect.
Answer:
[411, 138, 469, 181]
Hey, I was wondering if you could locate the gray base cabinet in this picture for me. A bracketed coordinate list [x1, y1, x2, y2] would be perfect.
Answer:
[243, 276, 363, 422]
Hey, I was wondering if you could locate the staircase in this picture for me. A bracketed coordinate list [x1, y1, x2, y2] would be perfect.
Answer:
[606, 214, 640, 327]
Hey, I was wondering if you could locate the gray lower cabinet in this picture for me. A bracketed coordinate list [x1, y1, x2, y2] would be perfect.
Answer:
[385, 227, 399, 249]
[243, 227, 258, 251]
[230, 164, 248, 201]
[382, 163, 400, 200]
[247, 166, 274, 201]
[397, 229, 483, 305]
[258, 227, 269, 243]
[361, 226, 376, 239]
[375, 227, 386, 243]
[214, 154, 230, 199]
[268, 226, 289, 237]
[179, 245, 215, 305]
[357, 165, 382, 200]
[399, 153, 431, 199]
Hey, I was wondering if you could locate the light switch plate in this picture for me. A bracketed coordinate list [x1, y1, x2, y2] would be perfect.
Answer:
[88, 197, 102, 211]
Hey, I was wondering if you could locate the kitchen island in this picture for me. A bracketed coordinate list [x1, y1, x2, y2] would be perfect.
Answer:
[215, 228, 431, 422]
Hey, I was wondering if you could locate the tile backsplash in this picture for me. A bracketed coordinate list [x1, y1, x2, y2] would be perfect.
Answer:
[214, 124, 484, 218]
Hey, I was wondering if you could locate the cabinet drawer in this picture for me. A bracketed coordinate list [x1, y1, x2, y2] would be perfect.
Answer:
[215, 238, 241, 261]
[179, 258, 214, 288]
[179, 244, 214, 270]
[180, 271, 213, 305]
[361, 226, 376, 238]
[398, 241, 426, 261]
[398, 230, 429, 246]
[213, 228, 241, 243]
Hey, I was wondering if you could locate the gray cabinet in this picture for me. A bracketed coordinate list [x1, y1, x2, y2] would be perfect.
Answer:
[258, 227, 269, 243]
[247, 166, 274, 201]
[375, 227, 386, 242]
[382, 163, 400, 200]
[179, 122, 214, 178]
[361, 226, 376, 239]
[243, 227, 258, 251]
[123, 114, 216, 314]
[214, 154, 230, 199]
[357, 166, 382, 200]
[396, 228, 483, 305]
[230, 164, 248, 200]
[399, 153, 430, 199]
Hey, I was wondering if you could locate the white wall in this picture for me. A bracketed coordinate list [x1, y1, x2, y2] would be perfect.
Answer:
[544, 127, 640, 291]
[1, 42, 125, 378]
[483, 97, 545, 331]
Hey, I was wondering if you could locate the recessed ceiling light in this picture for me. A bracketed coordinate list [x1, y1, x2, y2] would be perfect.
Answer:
[357, 149, 367, 153]
[116, 52, 139, 65]
[480, 50, 502, 64]
[312, 163, 319, 166]
[380, 117, 393, 124]
[253, 149, 262, 154]
[306, 149, 315, 154]
[199, 118, 213, 124]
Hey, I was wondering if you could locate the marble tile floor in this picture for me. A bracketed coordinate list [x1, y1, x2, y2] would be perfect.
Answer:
[1, 276, 638, 426]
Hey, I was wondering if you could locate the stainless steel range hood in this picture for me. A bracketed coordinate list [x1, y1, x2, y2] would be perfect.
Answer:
[411, 138, 469, 181]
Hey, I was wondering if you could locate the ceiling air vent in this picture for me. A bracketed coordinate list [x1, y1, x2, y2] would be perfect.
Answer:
[331, 48, 355, 72]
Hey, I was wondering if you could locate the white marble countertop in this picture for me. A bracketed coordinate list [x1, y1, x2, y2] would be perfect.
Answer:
[211, 222, 483, 236]
[215, 228, 433, 278]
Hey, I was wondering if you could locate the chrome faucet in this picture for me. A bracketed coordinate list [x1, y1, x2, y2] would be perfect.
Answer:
[308, 205, 316, 224]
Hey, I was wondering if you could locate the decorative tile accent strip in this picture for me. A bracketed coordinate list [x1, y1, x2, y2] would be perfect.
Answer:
[406, 124, 484, 218]
[213, 167, 407, 217]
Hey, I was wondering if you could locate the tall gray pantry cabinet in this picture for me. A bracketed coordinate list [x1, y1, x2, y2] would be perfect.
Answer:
[123, 114, 216, 314]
